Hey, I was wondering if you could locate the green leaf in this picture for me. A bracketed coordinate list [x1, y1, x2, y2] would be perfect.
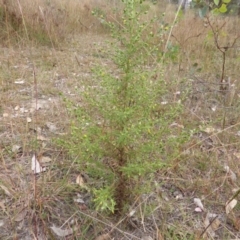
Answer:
[212, 8, 220, 14]
[198, 6, 208, 18]
[222, 0, 231, 3]
[214, 0, 220, 6]
[219, 4, 227, 13]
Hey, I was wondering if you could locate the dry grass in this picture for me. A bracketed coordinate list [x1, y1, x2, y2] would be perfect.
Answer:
[0, 0, 122, 46]
[1, 1, 240, 239]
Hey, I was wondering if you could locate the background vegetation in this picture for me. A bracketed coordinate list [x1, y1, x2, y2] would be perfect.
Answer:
[1, 0, 240, 239]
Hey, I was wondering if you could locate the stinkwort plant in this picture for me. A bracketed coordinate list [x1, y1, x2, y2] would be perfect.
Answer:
[64, 0, 188, 214]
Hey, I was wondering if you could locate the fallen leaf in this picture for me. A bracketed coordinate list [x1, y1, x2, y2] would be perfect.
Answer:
[95, 233, 111, 240]
[74, 198, 84, 203]
[0, 184, 12, 196]
[40, 156, 52, 164]
[194, 198, 204, 211]
[232, 215, 240, 231]
[211, 217, 221, 231]
[224, 166, 237, 182]
[232, 188, 240, 193]
[14, 207, 27, 222]
[76, 175, 85, 187]
[31, 154, 46, 174]
[50, 225, 76, 237]
[203, 212, 215, 238]
[170, 122, 184, 129]
[194, 207, 203, 213]
[0, 201, 6, 211]
[0, 220, 5, 227]
[211, 105, 217, 112]
[204, 127, 215, 133]
[229, 170, 237, 182]
[15, 79, 25, 84]
[233, 152, 240, 159]
[128, 209, 136, 217]
[12, 145, 21, 153]
[37, 135, 48, 141]
[224, 165, 230, 172]
[226, 199, 237, 215]
[73, 194, 85, 203]
[79, 203, 88, 210]
[157, 228, 164, 240]
[14, 79, 24, 84]
[26, 117, 32, 123]
[46, 122, 57, 132]
[208, 213, 218, 218]
[141, 236, 154, 240]
[175, 193, 183, 200]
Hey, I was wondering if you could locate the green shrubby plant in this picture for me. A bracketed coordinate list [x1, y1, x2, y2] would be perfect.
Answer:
[63, 0, 188, 214]
[192, 0, 233, 16]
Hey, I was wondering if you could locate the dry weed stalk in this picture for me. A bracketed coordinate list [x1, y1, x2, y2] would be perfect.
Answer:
[205, 16, 240, 92]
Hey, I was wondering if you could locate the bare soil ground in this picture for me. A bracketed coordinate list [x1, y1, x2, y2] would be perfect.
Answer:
[1, 33, 240, 239]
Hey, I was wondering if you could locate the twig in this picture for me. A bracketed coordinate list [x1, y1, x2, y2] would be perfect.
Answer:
[200, 215, 218, 238]
[78, 210, 141, 239]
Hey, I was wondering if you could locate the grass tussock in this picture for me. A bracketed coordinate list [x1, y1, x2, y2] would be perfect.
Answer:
[0, 0, 123, 46]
